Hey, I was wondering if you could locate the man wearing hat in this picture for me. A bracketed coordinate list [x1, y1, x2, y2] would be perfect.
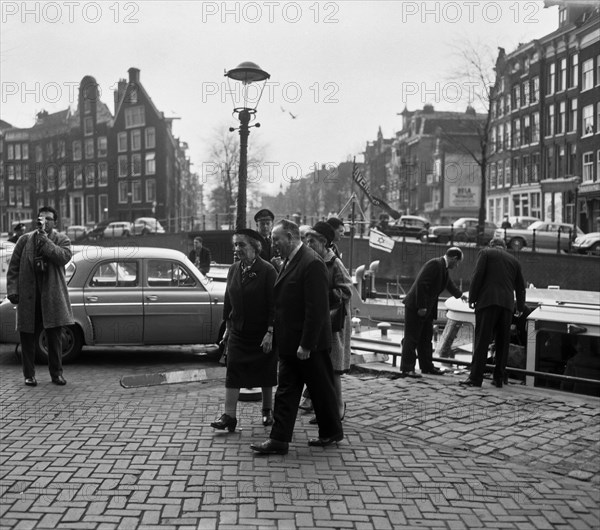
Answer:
[254, 209, 275, 261]
[8, 223, 27, 243]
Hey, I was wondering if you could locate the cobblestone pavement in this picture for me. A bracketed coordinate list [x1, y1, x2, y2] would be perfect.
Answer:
[1, 346, 599, 529]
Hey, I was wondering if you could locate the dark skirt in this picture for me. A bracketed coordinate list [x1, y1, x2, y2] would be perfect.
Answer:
[225, 329, 278, 388]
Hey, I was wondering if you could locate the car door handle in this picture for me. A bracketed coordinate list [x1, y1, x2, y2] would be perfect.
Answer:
[86, 296, 99, 302]
[146, 295, 158, 301]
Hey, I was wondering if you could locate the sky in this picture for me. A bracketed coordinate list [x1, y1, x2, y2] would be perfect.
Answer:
[1, 1, 560, 198]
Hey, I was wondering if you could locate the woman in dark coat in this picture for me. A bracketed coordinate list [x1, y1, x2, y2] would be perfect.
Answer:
[210, 229, 278, 432]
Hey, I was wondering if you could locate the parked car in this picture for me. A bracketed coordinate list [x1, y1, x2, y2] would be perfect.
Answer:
[494, 221, 584, 251]
[87, 219, 115, 240]
[64, 225, 89, 241]
[0, 247, 224, 361]
[132, 217, 166, 235]
[0, 240, 16, 298]
[103, 221, 133, 238]
[424, 218, 497, 244]
[572, 232, 600, 255]
[508, 216, 540, 229]
[380, 215, 430, 240]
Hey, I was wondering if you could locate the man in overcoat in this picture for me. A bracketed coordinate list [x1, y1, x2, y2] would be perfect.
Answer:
[461, 238, 526, 388]
[6, 206, 74, 386]
[251, 219, 342, 455]
[399, 247, 467, 378]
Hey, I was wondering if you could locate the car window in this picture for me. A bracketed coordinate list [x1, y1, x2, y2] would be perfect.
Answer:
[89, 261, 138, 288]
[65, 261, 76, 284]
[147, 260, 197, 287]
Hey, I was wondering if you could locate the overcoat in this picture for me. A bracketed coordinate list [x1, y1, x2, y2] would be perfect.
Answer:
[7, 230, 75, 333]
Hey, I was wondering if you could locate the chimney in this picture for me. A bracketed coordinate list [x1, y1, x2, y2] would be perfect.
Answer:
[36, 110, 49, 123]
[114, 78, 127, 113]
[128, 67, 140, 83]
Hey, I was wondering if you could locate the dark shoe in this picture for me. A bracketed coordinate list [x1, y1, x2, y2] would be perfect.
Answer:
[298, 398, 313, 412]
[421, 367, 444, 375]
[250, 439, 289, 455]
[340, 402, 346, 421]
[399, 370, 422, 379]
[51, 375, 66, 385]
[262, 409, 273, 426]
[24, 377, 37, 387]
[491, 379, 503, 388]
[210, 414, 237, 432]
[308, 432, 343, 447]
[308, 416, 317, 425]
[459, 378, 482, 388]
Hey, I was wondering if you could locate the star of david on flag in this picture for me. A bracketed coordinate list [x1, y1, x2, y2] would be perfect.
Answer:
[369, 228, 395, 253]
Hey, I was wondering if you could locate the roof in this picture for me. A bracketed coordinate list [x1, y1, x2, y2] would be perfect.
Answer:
[73, 246, 187, 263]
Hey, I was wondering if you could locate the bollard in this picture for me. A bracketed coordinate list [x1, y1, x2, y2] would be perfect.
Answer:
[378, 322, 391, 338]
[351, 317, 362, 334]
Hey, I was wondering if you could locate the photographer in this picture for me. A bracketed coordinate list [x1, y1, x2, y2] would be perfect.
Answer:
[6, 206, 74, 386]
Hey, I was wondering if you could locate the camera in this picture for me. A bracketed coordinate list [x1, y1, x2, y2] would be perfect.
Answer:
[36, 216, 47, 231]
[34, 256, 48, 273]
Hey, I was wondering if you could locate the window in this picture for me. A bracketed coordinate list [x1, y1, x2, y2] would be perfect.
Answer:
[147, 261, 196, 288]
[46, 165, 56, 191]
[569, 99, 577, 132]
[569, 54, 578, 88]
[85, 164, 95, 187]
[132, 153, 142, 176]
[547, 63, 555, 95]
[118, 181, 128, 203]
[513, 119, 521, 146]
[504, 159, 511, 187]
[46, 142, 53, 158]
[126, 85, 138, 104]
[583, 105, 594, 135]
[84, 116, 94, 136]
[597, 151, 600, 181]
[497, 162, 504, 188]
[145, 152, 156, 175]
[89, 261, 138, 289]
[99, 194, 108, 221]
[59, 165, 67, 189]
[131, 129, 141, 151]
[532, 154, 540, 183]
[72, 141, 82, 161]
[582, 59, 593, 90]
[145, 127, 156, 149]
[74, 165, 83, 188]
[546, 104, 554, 136]
[84, 138, 94, 159]
[97, 137, 107, 157]
[512, 85, 519, 109]
[558, 58, 566, 92]
[146, 179, 156, 202]
[7, 165, 14, 180]
[132, 180, 142, 202]
[498, 123, 504, 151]
[523, 155, 530, 184]
[86, 195, 96, 224]
[22, 144, 29, 160]
[118, 155, 129, 178]
[490, 163, 497, 189]
[532, 112, 539, 143]
[57, 140, 65, 158]
[559, 7, 566, 25]
[568, 144, 577, 174]
[7, 144, 14, 159]
[125, 106, 145, 128]
[531, 77, 539, 103]
[522, 115, 531, 144]
[583, 152, 594, 181]
[117, 132, 127, 152]
[513, 158, 520, 185]
[23, 187, 30, 207]
[557, 101, 566, 134]
[521, 81, 528, 107]
[35, 145, 43, 162]
[504, 94, 511, 114]
[98, 162, 108, 186]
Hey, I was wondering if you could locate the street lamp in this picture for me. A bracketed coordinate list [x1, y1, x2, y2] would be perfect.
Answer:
[224, 61, 270, 230]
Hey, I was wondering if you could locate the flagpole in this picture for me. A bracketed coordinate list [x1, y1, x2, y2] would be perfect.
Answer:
[349, 157, 356, 276]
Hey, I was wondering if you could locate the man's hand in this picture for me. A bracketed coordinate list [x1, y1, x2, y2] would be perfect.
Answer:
[417, 308, 427, 317]
[297, 345, 310, 360]
[514, 310, 523, 318]
[7, 294, 19, 305]
[460, 295, 468, 303]
[261, 332, 273, 354]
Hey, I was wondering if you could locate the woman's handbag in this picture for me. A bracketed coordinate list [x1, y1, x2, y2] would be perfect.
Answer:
[330, 302, 347, 333]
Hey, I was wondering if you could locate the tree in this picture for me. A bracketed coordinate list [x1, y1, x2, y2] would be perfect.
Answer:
[443, 39, 500, 245]
[204, 126, 265, 219]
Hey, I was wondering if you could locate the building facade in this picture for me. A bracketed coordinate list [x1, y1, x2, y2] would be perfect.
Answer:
[488, 2, 599, 231]
[0, 68, 198, 233]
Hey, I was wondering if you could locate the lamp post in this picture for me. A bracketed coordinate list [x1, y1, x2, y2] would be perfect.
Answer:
[224, 61, 270, 230]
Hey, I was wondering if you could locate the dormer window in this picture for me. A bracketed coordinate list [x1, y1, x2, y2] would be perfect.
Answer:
[559, 7, 566, 26]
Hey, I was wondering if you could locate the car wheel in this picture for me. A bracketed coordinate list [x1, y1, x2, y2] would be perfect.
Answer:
[454, 232, 468, 243]
[141, 228, 150, 235]
[123, 230, 130, 237]
[590, 242, 600, 255]
[509, 238, 525, 251]
[36, 325, 84, 363]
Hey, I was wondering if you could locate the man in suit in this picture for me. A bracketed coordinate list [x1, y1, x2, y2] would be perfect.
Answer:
[251, 220, 343, 455]
[461, 238, 526, 388]
[188, 236, 211, 275]
[399, 247, 467, 378]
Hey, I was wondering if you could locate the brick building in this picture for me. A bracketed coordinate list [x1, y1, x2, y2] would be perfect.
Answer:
[0, 68, 200, 233]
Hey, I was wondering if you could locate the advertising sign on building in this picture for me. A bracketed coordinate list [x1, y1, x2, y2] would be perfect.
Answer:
[448, 186, 480, 208]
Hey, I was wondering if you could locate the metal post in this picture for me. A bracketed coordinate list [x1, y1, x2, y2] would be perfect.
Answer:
[236, 109, 251, 231]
